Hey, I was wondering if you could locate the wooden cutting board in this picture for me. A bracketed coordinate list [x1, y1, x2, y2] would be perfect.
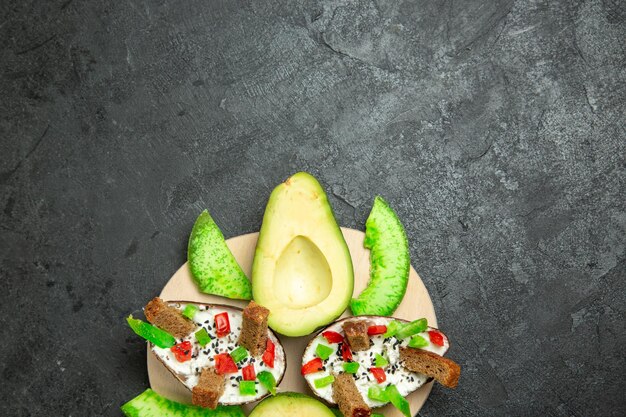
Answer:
[148, 227, 438, 416]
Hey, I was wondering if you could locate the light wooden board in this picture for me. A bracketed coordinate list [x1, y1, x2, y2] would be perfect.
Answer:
[148, 227, 438, 416]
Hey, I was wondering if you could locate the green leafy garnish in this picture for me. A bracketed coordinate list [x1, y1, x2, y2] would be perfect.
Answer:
[374, 353, 389, 367]
[239, 380, 256, 395]
[342, 362, 360, 374]
[315, 343, 334, 360]
[383, 320, 403, 338]
[367, 385, 388, 402]
[257, 371, 277, 395]
[230, 346, 248, 363]
[182, 304, 199, 320]
[385, 384, 411, 417]
[408, 335, 428, 348]
[314, 375, 335, 388]
[126, 315, 176, 348]
[395, 318, 427, 339]
[195, 328, 211, 347]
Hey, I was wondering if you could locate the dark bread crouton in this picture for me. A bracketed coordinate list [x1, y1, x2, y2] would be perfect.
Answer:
[343, 320, 370, 352]
[238, 300, 269, 356]
[332, 373, 371, 417]
[192, 367, 225, 409]
[144, 297, 195, 338]
[399, 347, 461, 388]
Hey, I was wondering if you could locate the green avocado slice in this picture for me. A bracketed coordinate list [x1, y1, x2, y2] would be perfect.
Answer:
[121, 389, 245, 417]
[188, 210, 252, 300]
[350, 196, 410, 316]
[249, 392, 336, 417]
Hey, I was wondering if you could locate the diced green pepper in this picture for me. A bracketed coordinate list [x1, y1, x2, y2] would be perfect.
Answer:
[194, 328, 211, 347]
[383, 320, 403, 338]
[182, 304, 199, 320]
[372, 414, 385, 417]
[239, 380, 256, 396]
[315, 343, 334, 360]
[126, 315, 176, 348]
[230, 346, 248, 363]
[367, 385, 388, 402]
[374, 353, 389, 367]
[257, 371, 277, 395]
[342, 362, 360, 374]
[331, 409, 343, 417]
[314, 375, 335, 388]
[395, 318, 428, 340]
[408, 335, 428, 348]
[385, 384, 411, 417]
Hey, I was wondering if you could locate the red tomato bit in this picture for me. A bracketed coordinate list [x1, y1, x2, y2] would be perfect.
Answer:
[367, 325, 388, 336]
[242, 364, 256, 381]
[428, 330, 445, 347]
[262, 339, 275, 368]
[170, 341, 192, 362]
[341, 342, 353, 361]
[322, 331, 344, 344]
[215, 353, 238, 374]
[370, 367, 386, 383]
[214, 312, 231, 338]
[301, 357, 324, 375]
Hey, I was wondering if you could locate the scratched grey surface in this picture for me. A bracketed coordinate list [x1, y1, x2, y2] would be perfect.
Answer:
[1, 0, 625, 416]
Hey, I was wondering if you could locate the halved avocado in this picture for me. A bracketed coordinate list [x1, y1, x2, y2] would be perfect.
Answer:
[249, 392, 336, 417]
[121, 389, 245, 417]
[252, 172, 354, 337]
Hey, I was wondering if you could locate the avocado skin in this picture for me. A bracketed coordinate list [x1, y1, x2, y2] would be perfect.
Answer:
[249, 392, 336, 416]
[350, 196, 410, 316]
[188, 210, 252, 300]
[121, 389, 245, 417]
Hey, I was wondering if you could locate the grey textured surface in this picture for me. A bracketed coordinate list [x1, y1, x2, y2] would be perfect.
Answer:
[1, 0, 625, 416]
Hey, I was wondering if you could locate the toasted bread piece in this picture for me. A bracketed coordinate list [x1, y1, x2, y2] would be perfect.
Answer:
[399, 347, 460, 388]
[238, 300, 270, 356]
[144, 297, 195, 338]
[192, 367, 225, 409]
[343, 320, 370, 352]
[332, 373, 371, 417]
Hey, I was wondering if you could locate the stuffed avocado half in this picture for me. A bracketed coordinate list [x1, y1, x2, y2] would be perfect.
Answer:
[301, 316, 460, 417]
[252, 172, 354, 337]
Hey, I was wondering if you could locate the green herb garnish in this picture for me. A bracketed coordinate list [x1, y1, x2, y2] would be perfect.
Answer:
[230, 346, 248, 363]
[315, 343, 334, 360]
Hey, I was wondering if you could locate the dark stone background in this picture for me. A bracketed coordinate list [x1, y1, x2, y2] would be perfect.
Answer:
[1, 0, 624, 416]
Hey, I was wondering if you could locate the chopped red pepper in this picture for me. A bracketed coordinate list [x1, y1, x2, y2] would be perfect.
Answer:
[242, 364, 256, 381]
[370, 367, 386, 383]
[367, 325, 388, 336]
[301, 357, 324, 375]
[428, 330, 444, 347]
[170, 341, 192, 362]
[262, 339, 275, 368]
[214, 312, 230, 338]
[215, 353, 238, 374]
[341, 342, 352, 361]
[322, 331, 344, 344]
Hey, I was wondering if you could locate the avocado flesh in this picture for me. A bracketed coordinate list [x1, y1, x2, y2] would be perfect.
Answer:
[121, 389, 245, 417]
[350, 196, 410, 316]
[249, 392, 336, 417]
[252, 172, 354, 336]
[188, 210, 252, 300]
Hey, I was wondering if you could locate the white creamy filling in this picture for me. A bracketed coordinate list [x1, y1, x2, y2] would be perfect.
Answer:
[303, 317, 449, 408]
[151, 304, 285, 404]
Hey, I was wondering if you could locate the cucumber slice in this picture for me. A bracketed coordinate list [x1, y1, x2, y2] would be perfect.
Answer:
[121, 389, 245, 417]
[350, 196, 410, 316]
[188, 210, 252, 300]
